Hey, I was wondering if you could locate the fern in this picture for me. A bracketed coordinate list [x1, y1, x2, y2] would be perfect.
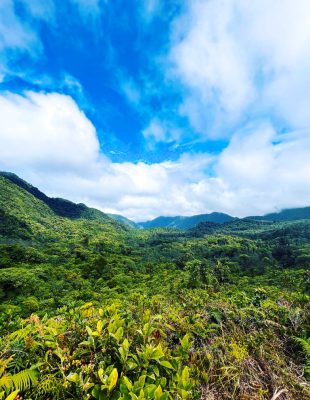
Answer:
[8, 326, 33, 342]
[294, 337, 310, 374]
[0, 356, 37, 396]
[11, 369, 37, 392]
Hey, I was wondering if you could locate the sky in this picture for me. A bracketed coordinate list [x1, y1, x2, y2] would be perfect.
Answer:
[0, 0, 310, 221]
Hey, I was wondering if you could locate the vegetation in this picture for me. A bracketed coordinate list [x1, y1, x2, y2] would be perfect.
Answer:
[0, 174, 309, 399]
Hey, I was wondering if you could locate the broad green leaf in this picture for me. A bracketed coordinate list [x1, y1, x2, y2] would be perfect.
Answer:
[122, 338, 130, 351]
[86, 326, 93, 336]
[108, 368, 118, 391]
[66, 372, 79, 383]
[154, 385, 163, 400]
[159, 360, 173, 369]
[151, 344, 164, 360]
[181, 366, 190, 383]
[98, 368, 105, 384]
[113, 327, 124, 342]
[122, 376, 132, 391]
[97, 320, 104, 334]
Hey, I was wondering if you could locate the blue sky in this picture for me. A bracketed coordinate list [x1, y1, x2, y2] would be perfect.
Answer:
[0, 0, 310, 220]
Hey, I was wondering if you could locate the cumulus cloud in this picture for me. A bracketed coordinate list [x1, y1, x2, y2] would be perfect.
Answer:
[1, 91, 310, 221]
[169, 0, 310, 138]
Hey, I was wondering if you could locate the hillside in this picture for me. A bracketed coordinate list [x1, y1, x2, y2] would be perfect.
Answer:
[108, 213, 140, 228]
[0, 171, 110, 221]
[0, 173, 309, 400]
[249, 206, 310, 222]
[139, 212, 235, 229]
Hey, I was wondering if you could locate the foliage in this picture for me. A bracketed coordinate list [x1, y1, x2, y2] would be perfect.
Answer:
[0, 174, 310, 399]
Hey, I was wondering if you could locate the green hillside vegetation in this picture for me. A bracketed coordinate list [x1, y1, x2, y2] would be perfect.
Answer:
[139, 213, 235, 229]
[249, 206, 310, 222]
[0, 174, 309, 399]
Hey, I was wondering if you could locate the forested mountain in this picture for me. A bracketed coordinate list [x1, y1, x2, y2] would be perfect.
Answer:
[130, 208, 310, 231]
[107, 213, 140, 229]
[138, 213, 235, 229]
[0, 171, 111, 221]
[249, 206, 310, 222]
[0, 173, 310, 399]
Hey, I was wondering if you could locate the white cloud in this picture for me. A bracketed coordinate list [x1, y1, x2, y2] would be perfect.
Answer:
[121, 79, 141, 106]
[0, 0, 42, 75]
[143, 119, 181, 146]
[1, 91, 310, 221]
[169, 0, 310, 137]
[0, 91, 100, 174]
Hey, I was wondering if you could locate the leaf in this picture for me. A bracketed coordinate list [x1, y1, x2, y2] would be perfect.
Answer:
[159, 360, 173, 369]
[11, 369, 37, 391]
[127, 360, 138, 370]
[113, 327, 123, 342]
[151, 344, 165, 360]
[122, 338, 130, 352]
[181, 366, 190, 383]
[92, 386, 105, 400]
[5, 390, 19, 400]
[66, 372, 79, 383]
[122, 376, 132, 391]
[98, 368, 105, 384]
[86, 326, 93, 336]
[180, 334, 191, 352]
[154, 385, 163, 400]
[180, 389, 189, 399]
[97, 320, 104, 334]
[107, 368, 118, 392]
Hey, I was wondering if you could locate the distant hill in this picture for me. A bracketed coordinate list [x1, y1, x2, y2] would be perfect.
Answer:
[108, 213, 139, 229]
[248, 206, 310, 222]
[0, 171, 110, 221]
[139, 212, 236, 229]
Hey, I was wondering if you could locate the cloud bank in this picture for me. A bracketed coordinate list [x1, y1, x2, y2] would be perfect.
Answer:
[0, 91, 309, 221]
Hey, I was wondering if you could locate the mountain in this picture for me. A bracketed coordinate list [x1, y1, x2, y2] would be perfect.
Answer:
[139, 212, 236, 229]
[140, 206, 310, 230]
[249, 206, 310, 222]
[107, 213, 139, 228]
[0, 171, 110, 221]
[0, 172, 128, 242]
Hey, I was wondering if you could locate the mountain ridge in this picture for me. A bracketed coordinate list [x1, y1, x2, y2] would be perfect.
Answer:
[2, 171, 310, 230]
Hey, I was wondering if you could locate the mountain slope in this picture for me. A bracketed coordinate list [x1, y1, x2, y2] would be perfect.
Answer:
[249, 206, 310, 222]
[139, 212, 235, 229]
[107, 213, 139, 228]
[0, 171, 109, 221]
[0, 175, 128, 244]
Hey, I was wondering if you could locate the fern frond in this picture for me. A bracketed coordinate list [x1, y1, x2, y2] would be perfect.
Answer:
[294, 337, 310, 356]
[0, 375, 13, 390]
[11, 369, 37, 391]
[8, 326, 33, 342]
[0, 357, 14, 378]
[294, 337, 310, 376]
